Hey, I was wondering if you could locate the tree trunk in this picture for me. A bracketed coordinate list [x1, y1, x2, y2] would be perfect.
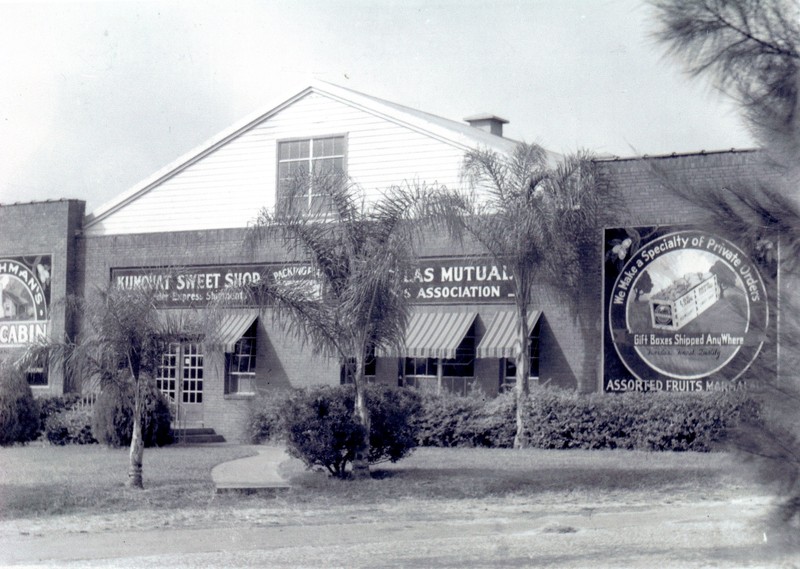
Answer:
[351, 355, 371, 479]
[513, 302, 531, 449]
[127, 379, 145, 489]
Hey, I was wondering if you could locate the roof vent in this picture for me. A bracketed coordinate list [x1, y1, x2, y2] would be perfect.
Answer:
[464, 114, 509, 137]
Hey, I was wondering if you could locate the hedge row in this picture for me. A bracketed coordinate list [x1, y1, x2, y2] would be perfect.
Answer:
[414, 387, 759, 451]
[248, 384, 756, 453]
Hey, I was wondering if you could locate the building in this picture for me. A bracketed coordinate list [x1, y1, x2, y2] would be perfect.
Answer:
[0, 83, 781, 442]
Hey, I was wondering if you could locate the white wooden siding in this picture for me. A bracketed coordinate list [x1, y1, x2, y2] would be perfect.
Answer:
[85, 93, 477, 236]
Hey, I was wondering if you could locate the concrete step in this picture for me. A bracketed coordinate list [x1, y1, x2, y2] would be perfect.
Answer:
[173, 428, 226, 445]
[174, 427, 217, 436]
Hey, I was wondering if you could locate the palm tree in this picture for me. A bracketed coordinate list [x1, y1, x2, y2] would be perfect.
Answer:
[23, 282, 202, 489]
[452, 143, 611, 448]
[248, 170, 446, 478]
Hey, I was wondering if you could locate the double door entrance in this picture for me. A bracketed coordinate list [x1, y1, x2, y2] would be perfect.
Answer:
[156, 342, 204, 427]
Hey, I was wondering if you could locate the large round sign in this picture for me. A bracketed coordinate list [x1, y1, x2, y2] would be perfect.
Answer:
[0, 257, 51, 347]
[608, 230, 768, 388]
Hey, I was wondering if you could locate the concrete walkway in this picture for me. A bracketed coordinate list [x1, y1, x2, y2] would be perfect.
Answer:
[211, 445, 292, 493]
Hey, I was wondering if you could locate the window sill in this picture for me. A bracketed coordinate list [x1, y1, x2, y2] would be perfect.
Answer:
[223, 393, 256, 400]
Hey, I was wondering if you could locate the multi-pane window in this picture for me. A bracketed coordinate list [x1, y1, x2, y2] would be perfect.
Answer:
[404, 357, 438, 377]
[503, 319, 542, 391]
[225, 322, 257, 394]
[181, 343, 204, 404]
[156, 344, 179, 401]
[156, 342, 204, 403]
[277, 136, 345, 215]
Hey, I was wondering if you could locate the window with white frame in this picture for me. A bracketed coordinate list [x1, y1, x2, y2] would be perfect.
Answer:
[502, 319, 541, 391]
[225, 321, 257, 395]
[277, 136, 346, 215]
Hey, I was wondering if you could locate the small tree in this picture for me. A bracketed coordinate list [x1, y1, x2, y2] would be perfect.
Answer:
[449, 143, 614, 448]
[248, 170, 447, 478]
[24, 284, 200, 488]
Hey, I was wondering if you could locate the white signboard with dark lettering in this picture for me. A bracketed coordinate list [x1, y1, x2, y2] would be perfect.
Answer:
[112, 263, 314, 308]
[603, 227, 774, 392]
[404, 259, 514, 303]
[0, 256, 51, 347]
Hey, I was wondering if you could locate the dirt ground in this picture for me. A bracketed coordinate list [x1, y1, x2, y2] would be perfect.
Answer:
[2, 485, 797, 568]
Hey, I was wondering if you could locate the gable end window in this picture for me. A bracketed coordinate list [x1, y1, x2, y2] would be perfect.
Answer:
[277, 136, 346, 215]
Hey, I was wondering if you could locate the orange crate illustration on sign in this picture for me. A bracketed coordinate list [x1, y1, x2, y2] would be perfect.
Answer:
[649, 272, 721, 331]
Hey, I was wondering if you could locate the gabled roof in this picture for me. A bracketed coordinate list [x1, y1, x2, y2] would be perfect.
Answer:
[84, 81, 526, 228]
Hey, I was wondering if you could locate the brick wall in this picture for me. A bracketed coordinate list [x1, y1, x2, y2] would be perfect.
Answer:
[0, 200, 85, 396]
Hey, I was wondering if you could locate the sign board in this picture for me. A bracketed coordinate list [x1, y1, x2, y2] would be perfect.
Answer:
[0, 255, 51, 347]
[404, 259, 514, 303]
[113, 257, 515, 309]
[112, 263, 316, 308]
[603, 227, 774, 392]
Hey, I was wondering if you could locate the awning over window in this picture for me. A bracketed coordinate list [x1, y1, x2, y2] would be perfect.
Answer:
[156, 309, 258, 352]
[378, 310, 477, 360]
[214, 311, 259, 352]
[476, 309, 541, 359]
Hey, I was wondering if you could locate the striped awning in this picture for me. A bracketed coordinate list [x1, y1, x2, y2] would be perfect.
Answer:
[156, 309, 258, 352]
[476, 309, 541, 359]
[378, 310, 477, 359]
[214, 311, 259, 352]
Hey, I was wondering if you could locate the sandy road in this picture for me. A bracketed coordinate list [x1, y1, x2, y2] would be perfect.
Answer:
[2, 496, 796, 568]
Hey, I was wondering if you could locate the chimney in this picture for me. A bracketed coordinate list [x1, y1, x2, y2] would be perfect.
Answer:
[464, 114, 509, 137]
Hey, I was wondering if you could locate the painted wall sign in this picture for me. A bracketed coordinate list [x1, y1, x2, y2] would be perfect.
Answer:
[0, 256, 51, 347]
[603, 227, 774, 392]
[404, 259, 514, 303]
[112, 263, 316, 308]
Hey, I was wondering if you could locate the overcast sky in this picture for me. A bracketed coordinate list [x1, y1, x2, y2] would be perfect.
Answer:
[0, 0, 753, 212]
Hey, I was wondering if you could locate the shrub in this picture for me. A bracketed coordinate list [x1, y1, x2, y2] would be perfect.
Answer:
[247, 390, 292, 444]
[470, 390, 517, 448]
[280, 385, 365, 478]
[92, 379, 173, 448]
[43, 405, 96, 445]
[413, 390, 486, 447]
[280, 384, 421, 478]
[0, 361, 40, 446]
[38, 394, 82, 427]
[365, 384, 422, 464]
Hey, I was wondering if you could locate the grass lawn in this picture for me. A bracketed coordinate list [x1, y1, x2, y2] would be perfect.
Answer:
[0, 443, 765, 523]
[4, 444, 789, 568]
[0, 444, 256, 519]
